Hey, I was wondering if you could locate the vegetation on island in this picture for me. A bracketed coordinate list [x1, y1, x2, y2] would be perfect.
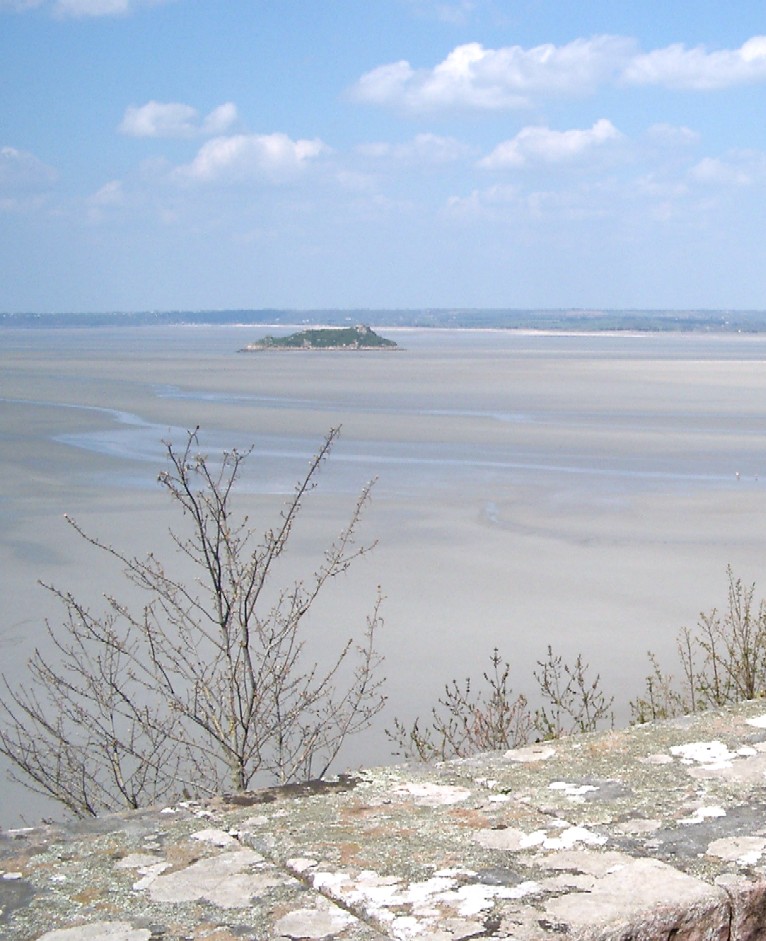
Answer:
[240, 324, 398, 351]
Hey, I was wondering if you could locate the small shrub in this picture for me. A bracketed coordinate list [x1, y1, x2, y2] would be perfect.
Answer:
[534, 645, 614, 739]
[387, 645, 612, 762]
[631, 566, 766, 723]
[387, 648, 533, 761]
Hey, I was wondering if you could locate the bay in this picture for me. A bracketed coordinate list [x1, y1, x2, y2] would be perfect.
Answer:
[2, 324, 766, 825]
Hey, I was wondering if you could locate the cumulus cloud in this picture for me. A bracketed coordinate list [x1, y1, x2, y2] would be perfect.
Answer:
[352, 35, 766, 112]
[352, 36, 635, 110]
[479, 119, 621, 169]
[357, 132, 472, 163]
[623, 36, 766, 90]
[0, 145, 58, 190]
[119, 101, 238, 139]
[174, 133, 327, 184]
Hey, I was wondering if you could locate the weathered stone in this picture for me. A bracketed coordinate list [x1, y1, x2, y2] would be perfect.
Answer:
[36, 924, 152, 941]
[540, 851, 730, 940]
[9, 701, 766, 939]
[143, 848, 289, 907]
[273, 899, 358, 938]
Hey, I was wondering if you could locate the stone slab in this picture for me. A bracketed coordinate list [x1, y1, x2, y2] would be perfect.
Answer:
[5, 701, 766, 939]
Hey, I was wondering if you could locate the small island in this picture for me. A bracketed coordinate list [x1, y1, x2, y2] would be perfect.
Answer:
[240, 323, 399, 351]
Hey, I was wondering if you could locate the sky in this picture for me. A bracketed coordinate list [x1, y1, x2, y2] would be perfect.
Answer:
[2, 1, 766, 312]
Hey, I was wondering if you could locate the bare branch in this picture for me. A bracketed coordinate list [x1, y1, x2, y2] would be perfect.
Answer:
[0, 428, 385, 817]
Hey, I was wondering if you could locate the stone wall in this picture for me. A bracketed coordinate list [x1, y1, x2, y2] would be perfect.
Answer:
[4, 700, 766, 939]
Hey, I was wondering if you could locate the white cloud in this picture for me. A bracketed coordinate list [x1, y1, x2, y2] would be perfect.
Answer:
[634, 173, 689, 201]
[352, 36, 634, 110]
[86, 179, 127, 222]
[403, 0, 478, 25]
[119, 101, 237, 139]
[525, 185, 613, 222]
[54, 0, 171, 15]
[357, 132, 471, 164]
[57, 0, 131, 12]
[0, 1, 44, 10]
[335, 169, 376, 192]
[352, 34, 766, 113]
[0, 0, 174, 15]
[646, 123, 700, 146]
[690, 154, 765, 187]
[623, 36, 766, 90]
[201, 103, 238, 136]
[446, 182, 613, 224]
[354, 60, 415, 106]
[480, 119, 621, 169]
[0, 145, 58, 190]
[174, 133, 327, 184]
[89, 179, 126, 206]
[446, 182, 520, 218]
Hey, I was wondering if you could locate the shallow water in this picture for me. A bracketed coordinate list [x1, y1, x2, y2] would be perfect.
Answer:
[2, 325, 766, 825]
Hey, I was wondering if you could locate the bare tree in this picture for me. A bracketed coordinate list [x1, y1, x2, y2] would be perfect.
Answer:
[631, 566, 766, 723]
[0, 428, 385, 818]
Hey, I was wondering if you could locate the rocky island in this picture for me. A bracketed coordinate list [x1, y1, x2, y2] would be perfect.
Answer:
[239, 323, 398, 351]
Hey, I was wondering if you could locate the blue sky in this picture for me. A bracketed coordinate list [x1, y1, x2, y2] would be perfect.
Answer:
[3, 1, 766, 312]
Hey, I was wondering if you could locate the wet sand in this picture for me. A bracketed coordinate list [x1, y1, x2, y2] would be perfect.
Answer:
[2, 325, 766, 825]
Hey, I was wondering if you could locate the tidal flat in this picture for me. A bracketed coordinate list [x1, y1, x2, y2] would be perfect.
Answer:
[2, 324, 766, 826]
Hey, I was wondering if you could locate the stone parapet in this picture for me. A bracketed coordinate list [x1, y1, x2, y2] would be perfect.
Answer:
[4, 700, 766, 939]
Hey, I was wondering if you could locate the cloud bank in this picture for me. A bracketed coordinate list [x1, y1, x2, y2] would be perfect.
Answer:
[624, 36, 766, 90]
[353, 37, 632, 110]
[353, 35, 766, 111]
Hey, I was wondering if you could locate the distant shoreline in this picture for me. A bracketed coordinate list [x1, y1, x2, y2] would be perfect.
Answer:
[3, 308, 766, 334]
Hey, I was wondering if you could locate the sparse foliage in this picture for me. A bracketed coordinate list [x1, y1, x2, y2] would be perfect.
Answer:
[631, 566, 766, 723]
[534, 645, 614, 739]
[387, 648, 533, 761]
[0, 428, 385, 818]
[387, 645, 612, 762]
[628, 650, 689, 724]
